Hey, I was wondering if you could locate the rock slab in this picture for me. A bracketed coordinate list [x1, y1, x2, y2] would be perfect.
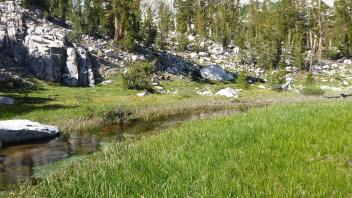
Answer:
[0, 120, 59, 143]
[200, 65, 234, 81]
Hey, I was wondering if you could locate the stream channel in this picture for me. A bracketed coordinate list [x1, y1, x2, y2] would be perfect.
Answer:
[0, 109, 238, 191]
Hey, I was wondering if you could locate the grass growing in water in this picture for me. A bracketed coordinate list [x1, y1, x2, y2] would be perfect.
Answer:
[11, 101, 352, 197]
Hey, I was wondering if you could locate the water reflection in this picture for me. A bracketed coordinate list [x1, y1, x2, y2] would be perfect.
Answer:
[0, 109, 238, 190]
[0, 135, 99, 190]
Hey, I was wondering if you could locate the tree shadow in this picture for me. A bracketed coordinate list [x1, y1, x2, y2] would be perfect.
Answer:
[0, 93, 76, 119]
[0, 102, 75, 120]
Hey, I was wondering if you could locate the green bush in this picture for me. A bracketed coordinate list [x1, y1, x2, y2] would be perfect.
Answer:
[119, 34, 136, 51]
[304, 72, 315, 86]
[121, 60, 155, 90]
[269, 70, 286, 91]
[237, 70, 249, 89]
[302, 72, 323, 96]
[156, 33, 167, 50]
[177, 34, 189, 52]
[302, 86, 324, 96]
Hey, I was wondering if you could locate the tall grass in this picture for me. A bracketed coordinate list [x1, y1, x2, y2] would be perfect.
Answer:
[11, 101, 352, 197]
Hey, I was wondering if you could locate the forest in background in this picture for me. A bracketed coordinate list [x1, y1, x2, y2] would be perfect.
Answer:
[17, 0, 352, 70]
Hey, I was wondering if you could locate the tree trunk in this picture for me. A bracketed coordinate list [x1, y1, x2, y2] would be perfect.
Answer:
[114, 13, 124, 41]
[316, 0, 323, 61]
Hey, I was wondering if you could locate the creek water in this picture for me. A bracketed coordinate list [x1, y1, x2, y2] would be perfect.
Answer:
[0, 109, 238, 190]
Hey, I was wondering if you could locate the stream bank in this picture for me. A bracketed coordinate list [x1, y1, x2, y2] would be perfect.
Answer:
[0, 109, 239, 191]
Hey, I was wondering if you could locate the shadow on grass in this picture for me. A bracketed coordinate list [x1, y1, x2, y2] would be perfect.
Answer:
[0, 94, 75, 120]
[0, 103, 75, 120]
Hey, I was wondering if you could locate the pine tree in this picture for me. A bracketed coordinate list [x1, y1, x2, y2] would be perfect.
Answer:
[68, 0, 83, 42]
[141, 8, 157, 47]
[111, 0, 141, 48]
[156, 2, 171, 49]
[330, 0, 352, 57]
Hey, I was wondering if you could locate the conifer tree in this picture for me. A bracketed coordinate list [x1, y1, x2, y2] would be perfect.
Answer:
[156, 2, 171, 49]
[141, 8, 157, 47]
[330, 0, 352, 57]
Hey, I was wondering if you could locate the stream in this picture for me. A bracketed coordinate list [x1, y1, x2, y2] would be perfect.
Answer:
[0, 109, 238, 190]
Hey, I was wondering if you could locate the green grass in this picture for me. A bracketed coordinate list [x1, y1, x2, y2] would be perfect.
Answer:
[10, 101, 352, 197]
[0, 75, 310, 134]
[0, 77, 238, 133]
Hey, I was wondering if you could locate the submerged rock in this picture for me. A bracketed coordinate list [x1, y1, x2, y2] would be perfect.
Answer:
[0, 120, 59, 144]
[200, 64, 234, 81]
[216, 88, 238, 98]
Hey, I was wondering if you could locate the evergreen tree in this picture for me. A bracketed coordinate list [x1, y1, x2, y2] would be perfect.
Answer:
[111, 0, 141, 49]
[141, 8, 157, 47]
[68, 0, 83, 42]
[156, 2, 171, 49]
[329, 0, 352, 57]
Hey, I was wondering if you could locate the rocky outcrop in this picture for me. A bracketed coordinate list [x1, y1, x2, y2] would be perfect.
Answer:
[0, 0, 27, 63]
[0, 120, 59, 144]
[0, 1, 96, 87]
[63, 47, 79, 86]
[155, 51, 200, 77]
[24, 24, 66, 82]
[200, 64, 234, 81]
[77, 47, 95, 87]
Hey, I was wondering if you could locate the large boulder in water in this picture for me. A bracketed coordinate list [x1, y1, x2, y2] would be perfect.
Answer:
[0, 120, 59, 144]
[200, 64, 234, 81]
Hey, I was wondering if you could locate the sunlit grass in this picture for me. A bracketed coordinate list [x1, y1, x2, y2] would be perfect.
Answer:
[0, 78, 238, 133]
[10, 101, 352, 197]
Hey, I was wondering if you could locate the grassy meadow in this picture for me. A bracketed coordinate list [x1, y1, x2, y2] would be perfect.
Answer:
[0, 75, 308, 134]
[7, 101, 352, 197]
[0, 77, 240, 133]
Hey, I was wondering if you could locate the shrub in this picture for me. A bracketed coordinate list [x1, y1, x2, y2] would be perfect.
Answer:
[269, 69, 286, 91]
[302, 72, 324, 96]
[121, 60, 155, 90]
[237, 70, 249, 89]
[119, 34, 136, 51]
[156, 33, 167, 50]
[177, 34, 189, 52]
[302, 86, 324, 96]
[304, 72, 315, 86]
